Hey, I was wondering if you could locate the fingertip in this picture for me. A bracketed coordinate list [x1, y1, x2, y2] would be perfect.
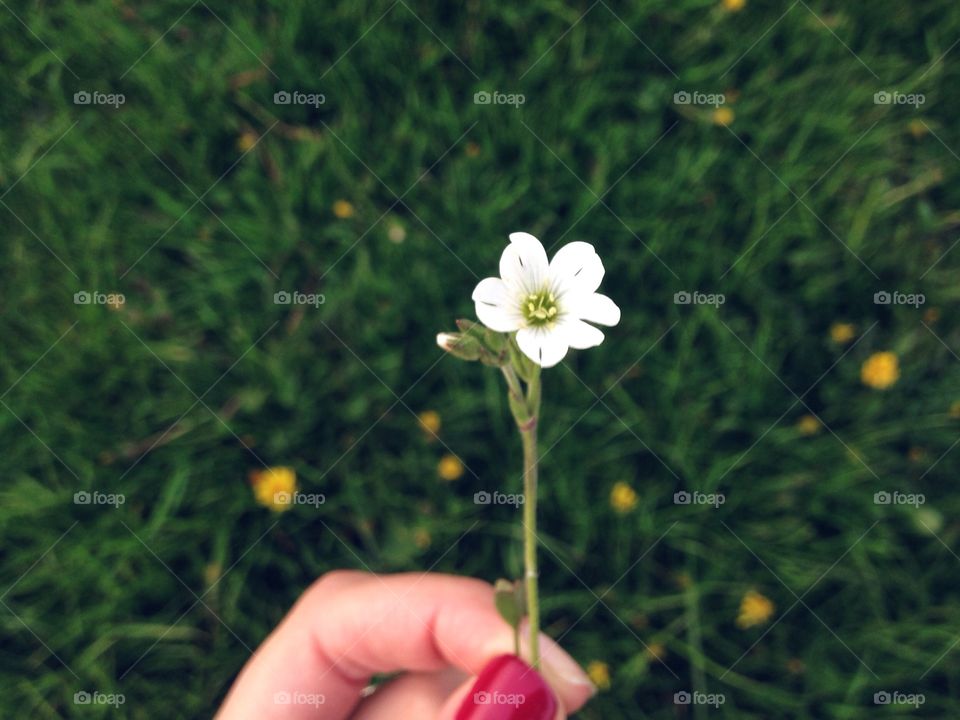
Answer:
[537, 636, 596, 713]
[513, 623, 595, 714]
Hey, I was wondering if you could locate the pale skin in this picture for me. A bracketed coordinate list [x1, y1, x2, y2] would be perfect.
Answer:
[216, 572, 595, 719]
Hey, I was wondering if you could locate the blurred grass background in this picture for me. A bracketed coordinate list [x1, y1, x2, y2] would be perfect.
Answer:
[2, 0, 960, 717]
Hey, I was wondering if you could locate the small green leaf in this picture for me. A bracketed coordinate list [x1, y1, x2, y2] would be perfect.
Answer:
[493, 578, 526, 629]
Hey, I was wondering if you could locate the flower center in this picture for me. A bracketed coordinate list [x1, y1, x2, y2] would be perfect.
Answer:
[522, 290, 559, 327]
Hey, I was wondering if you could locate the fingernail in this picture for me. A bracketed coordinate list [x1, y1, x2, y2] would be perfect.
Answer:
[540, 640, 596, 697]
[455, 654, 559, 720]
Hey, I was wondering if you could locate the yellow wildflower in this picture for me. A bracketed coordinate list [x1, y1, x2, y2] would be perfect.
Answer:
[418, 410, 441, 437]
[438, 454, 464, 481]
[610, 481, 638, 513]
[465, 141, 481, 157]
[829, 322, 856, 344]
[645, 643, 666, 660]
[712, 107, 735, 126]
[237, 131, 257, 153]
[250, 466, 297, 512]
[796, 414, 821, 436]
[586, 660, 611, 691]
[861, 351, 899, 389]
[332, 199, 355, 219]
[722, 0, 746, 11]
[737, 590, 775, 628]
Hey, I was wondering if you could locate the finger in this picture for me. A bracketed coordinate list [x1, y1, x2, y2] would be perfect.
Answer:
[216, 571, 594, 720]
[349, 668, 466, 720]
[437, 655, 566, 720]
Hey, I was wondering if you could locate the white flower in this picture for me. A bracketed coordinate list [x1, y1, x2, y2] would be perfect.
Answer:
[471, 232, 620, 368]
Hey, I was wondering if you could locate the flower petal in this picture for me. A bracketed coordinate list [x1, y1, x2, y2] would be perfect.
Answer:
[472, 277, 522, 332]
[516, 326, 569, 368]
[500, 232, 549, 292]
[575, 292, 621, 326]
[562, 319, 605, 349]
[472, 277, 511, 305]
[549, 241, 604, 295]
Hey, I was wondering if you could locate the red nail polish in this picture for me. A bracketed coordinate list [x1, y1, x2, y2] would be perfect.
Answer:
[456, 654, 558, 720]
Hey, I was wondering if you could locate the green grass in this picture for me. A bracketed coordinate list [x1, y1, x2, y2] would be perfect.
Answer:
[2, 0, 960, 717]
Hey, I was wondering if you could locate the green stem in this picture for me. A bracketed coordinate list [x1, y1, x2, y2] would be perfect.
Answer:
[500, 365, 524, 402]
[520, 367, 542, 668]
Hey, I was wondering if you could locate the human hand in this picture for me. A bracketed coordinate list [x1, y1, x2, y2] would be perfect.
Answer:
[216, 571, 596, 719]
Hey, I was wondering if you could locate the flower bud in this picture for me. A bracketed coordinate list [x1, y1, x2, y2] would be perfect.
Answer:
[436, 332, 482, 361]
[439, 322, 509, 366]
